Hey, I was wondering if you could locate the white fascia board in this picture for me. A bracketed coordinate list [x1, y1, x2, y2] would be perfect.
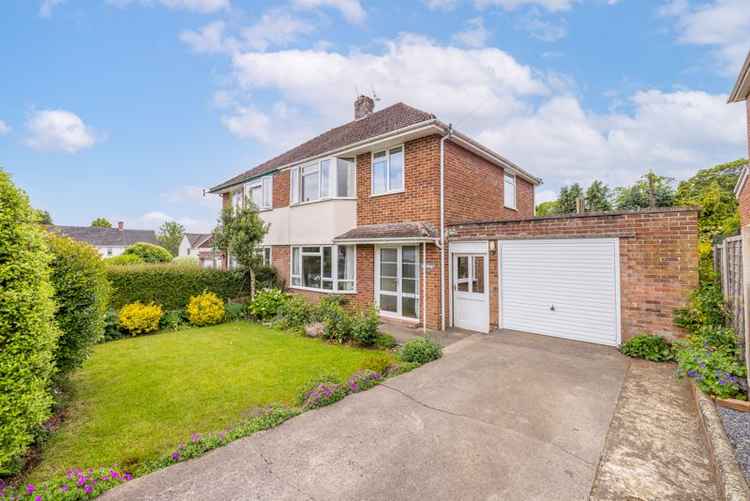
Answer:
[734, 165, 749, 198]
[728, 51, 750, 103]
[334, 237, 440, 245]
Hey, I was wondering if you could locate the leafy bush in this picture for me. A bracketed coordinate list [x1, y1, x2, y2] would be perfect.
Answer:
[676, 337, 747, 399]
[400, 337, 442, 365]
[171, 256, 199, 266]
[351, 308, 380, 346]
[105, 254, 144, 266]
[255, 264, 283, 290]
[224, 302, 247, 322]
[46, 233, 111, 376]
[248, 288, 288, 321]
[674, 281, 729, 334]
[160, 309, 188, 331]
[119, 302, 163, 335]
[361, 354, 393, 374]
[620, 334, 675, 362]
[0, 170, 60, 474]
[296, 374, 349, 410]
[274, 295, 316, 330]
[346, 370, 383, 393]
[102, 309, 127, 342]
[692, 325, 739, 355]
[123, 242, 173, 263]
[107, 264, 246, 310]
[317, 295, 348, 322]
[187, 291, 225, 327]
[322, 302, 353, 344]
[375, 333, 398, 350]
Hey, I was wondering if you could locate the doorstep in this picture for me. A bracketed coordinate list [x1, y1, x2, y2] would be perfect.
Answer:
[377, 319, 468, 348]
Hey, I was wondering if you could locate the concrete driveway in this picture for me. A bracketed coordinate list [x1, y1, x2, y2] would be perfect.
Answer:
[104, 331, 629, 501]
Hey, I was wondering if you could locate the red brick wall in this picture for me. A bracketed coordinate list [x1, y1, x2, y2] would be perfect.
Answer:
[444, 141, 534, 224]
[449, 208, 699, 342]
[273, 170, 289, 209]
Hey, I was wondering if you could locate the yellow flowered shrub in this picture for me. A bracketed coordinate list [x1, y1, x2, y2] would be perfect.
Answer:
[187, 291, 225, 326]
[118, 302, 163, 335]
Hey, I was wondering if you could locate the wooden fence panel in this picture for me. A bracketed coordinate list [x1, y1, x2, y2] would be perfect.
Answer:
[715, 236, 745, 359]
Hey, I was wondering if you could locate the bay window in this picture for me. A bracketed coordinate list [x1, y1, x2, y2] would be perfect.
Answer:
[290, 157, 355, 204]
[237, 175, 273, 210]
[372, 146, 404, 195]
[504, 173, 516, 210]
[290, 245, 356, 292]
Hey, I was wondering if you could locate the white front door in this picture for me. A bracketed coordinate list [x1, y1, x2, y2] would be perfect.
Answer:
[453, 253, 490, 333]
[375, 246, 420, 321]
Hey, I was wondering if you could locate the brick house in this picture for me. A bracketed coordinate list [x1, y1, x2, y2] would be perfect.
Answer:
[209, 96, 697, 345]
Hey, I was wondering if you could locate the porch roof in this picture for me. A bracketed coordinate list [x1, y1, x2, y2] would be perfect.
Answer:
[333, 222, 438, 244]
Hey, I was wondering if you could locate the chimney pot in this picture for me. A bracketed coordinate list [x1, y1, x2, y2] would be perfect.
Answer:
[117, 221, 124, 231]
[354, 95, 375, 120]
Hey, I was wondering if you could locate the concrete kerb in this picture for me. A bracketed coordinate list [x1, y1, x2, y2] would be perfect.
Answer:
[691, 382, 750, 501]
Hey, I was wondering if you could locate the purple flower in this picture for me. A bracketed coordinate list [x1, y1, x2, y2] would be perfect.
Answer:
[84, 484, 93, 495]
[26, 484, 36, 495]
[77, 476, 87, 487]
[110, 469, 120, 480]
[35, 496, 42, 501]
[719, 380, 726, 385]
[124, 473, 133, 481]
[171, 451, 181, 461]
[61, 484, 69, 492]
[191, 433, 201, 443]
[687, 370, 698, 378]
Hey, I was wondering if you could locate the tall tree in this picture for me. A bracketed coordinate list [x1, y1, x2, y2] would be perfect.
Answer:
[212, 197, 269, 298]
[585, 180, 612, 212]
[614, 171, 675, 210]
[536, 200, 559, 216]
[157, 221, 185, 257]
[91, 217, 112, 228]
[35, 209, 53, 225]
[557, 183, 583, 214]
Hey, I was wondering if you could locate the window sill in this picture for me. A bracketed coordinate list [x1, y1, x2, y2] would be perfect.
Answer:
[378, 311, 420, 323]
[370, 189, 405, 198]
[290, 197, 357, 208]
[504, 205, 518, 211]
[289, 285, 358, 295]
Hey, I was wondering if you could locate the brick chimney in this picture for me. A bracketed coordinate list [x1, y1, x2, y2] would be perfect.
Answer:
[117, 221, 124, 231]
[354, 95, 375, 120]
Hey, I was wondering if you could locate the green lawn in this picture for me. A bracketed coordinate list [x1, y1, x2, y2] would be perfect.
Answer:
[31, 322, 384, 481]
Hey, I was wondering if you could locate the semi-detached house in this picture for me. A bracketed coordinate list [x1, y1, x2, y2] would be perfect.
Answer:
[209, 96, 699, 345]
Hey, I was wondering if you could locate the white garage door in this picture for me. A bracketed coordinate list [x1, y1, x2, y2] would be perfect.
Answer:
[499, 239, 620, 346]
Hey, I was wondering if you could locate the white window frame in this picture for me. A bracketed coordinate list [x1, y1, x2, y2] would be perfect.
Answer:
[255, 246, 272, 266]
[374, 245, 420, 321]
[289, 157, 356, 206]
[371, 145, 405, 196]
[289, 244, 357, 293]
[244, 175, 273, 210]
[504, 173, 517, 210]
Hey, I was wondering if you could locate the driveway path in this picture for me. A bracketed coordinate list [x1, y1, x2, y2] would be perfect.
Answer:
[104, 331, 629, 501]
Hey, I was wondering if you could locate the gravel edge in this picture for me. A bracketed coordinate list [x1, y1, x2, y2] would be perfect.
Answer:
[717, 406, 750, 482]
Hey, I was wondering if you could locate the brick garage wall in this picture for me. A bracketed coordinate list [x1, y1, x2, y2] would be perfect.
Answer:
[449, 208, 699, 342]
[445, 141, 534, 224]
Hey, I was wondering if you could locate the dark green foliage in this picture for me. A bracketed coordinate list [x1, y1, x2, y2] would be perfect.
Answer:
[585, 180, 612, 212]
[102, 309, 126, 342]
[224, 302, 246, 322]
[107, 264, 248, 310]
[614, 171, 675, 210]
[46, 233, 111, 375]
[248, 288, 287, 321]
[620, 334, 674, 362]
[374, 333, 398, 350]
[675, 330, 747, 400]
[557, 183, 583, 214]
[90, 217, 112, 228]
[399, 337, 442, 365]
[157, 221, 185, 257]
[351, 308, 380, 346]
[255, 264, 282, 290]
[273, 295, 316, 330]
[123, 242, 173, 263]
[321, 301, 353, 343]
[0, 170, 60, 474]
[160, 309, 188, 331]
[673, 281, 729, 335]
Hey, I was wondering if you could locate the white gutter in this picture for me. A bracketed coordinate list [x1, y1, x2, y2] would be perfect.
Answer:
[333, 237, 439, 245]
[440, 124, 453, 331]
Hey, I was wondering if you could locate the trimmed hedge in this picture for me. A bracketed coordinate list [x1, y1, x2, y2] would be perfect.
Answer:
[107, 264, 248, 310]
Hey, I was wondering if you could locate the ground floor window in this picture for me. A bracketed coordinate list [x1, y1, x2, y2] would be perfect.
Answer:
[290, 245, 356, 292]
[376, 245, 419, 319]
[255, 246, 272, 266]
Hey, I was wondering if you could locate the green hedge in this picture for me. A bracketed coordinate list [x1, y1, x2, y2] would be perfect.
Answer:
[107, 264, 249, 310]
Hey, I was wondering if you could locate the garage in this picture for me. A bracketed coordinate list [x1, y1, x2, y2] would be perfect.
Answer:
[499, 238, 621, 346]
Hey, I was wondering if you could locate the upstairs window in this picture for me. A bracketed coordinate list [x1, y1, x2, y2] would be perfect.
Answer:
[372, 146, 404, 195]
[301, 164, 320, 202]
[236, 175, 273, 211]
[290, 157, 355, 204]
[504, 173, 516, 210]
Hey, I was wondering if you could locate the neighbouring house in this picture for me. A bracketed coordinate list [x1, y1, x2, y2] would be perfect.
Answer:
[178, 233, 226, 268]
[48, 222, 158, 258]
[208, 96, 698, 345]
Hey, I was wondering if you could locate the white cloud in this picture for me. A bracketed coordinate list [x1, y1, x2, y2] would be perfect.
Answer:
[180, 21, 230, 54]
[424, 0, 459, 10]
[221, 106, 272, 142]
[40, 0, 65, 17]
[25, 110, 97, 153]
[520, 10, 567, 41]
[474, 0, 579, 11]
[292, 0, 365, 24]
[107, 0, 229, 14]
[660, 0, 750, 74]
[453, 17, 491, 48]
[0, 120, 10, 135]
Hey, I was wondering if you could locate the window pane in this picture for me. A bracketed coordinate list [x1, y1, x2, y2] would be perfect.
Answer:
[264, 247, 271, 265]
[402, 263, 416, 279]
[380, 277, 398, 292]
[338, 280, 354, 291]
[292, 248, 300, 275]
[320, 160, 330, 198]
[302, 167, 319, 202]
[473, 256, 485, 294]
[504, 175, 516, 209]
[263, 176, 273, 208]
[402, 246, 416, 263]
[402, 297, 418, 318]
[292, 277, 301, 286]
[337, 159, 352, 197]
[380, 248, 397, 263]
[388, 147, 404, 191]
[249, 186, 263, 208]
[402, 278, 416, 295]
[302, 255, 321, 288]
[322, 279, 333, 290]
[323, 247, 332, 278]
[337, 246, 354, 280]
[302, 246, 320, 254]
[381, 262, 397, 278]
[456, 256, 469, 279]
[291, 168, 299, 204]
[348, 162, 356, 196]
[380, 294, 397, 313]
[373, 153, 387, 194]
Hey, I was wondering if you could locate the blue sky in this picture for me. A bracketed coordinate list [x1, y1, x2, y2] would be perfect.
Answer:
[2, 0, 748, 231]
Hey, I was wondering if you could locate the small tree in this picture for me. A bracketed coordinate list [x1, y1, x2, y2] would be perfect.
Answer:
[585, 180, 612, 212]
[212, 197, 268, 298]
[614, 171, 675, 210]
[557, 183, 583, 214]
[535, 200, 559, 216]
[157, 221, 185, 257]
[91, 217, 112, 228]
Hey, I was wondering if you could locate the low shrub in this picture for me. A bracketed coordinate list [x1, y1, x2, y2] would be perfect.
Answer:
[123, 242, 173, 263]
[692, 325, 739, 355]
[351, 308, 380, 346]
[160, 309, 188, 331]
[374, 333, 398, 350]
[317, 295, 348, 322]
[346, 370, 383, 393]
[322, 302, 353, 344]
[107, 264, 246, 310]
[620, 334, 675, 362]
[361, 353, 393, 374]
[400, 337, 442, 365]
[102, 309, 127, 342]
[248, 288, 287, 321]
[674, 281, 729, 335]
[274, 295, 316, 330]
[0, 466, 133, 500]
[187, 291, 225, 327]
[46, 233, 112, 376]
[171, 256, 200, 266]
[296, 374, 349, 409]
[676, 338, 747, 399]
[118, 302, 163, 335]
[224, 302, 247, 322]
[105, 254, 144, 266]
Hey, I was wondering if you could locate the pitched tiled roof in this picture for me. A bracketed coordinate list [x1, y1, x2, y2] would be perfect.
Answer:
[334, 222, 438, 242]
[48, 225, 158, 247]
[209, 103, 435, 192]
[185, 233, 213, 248]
